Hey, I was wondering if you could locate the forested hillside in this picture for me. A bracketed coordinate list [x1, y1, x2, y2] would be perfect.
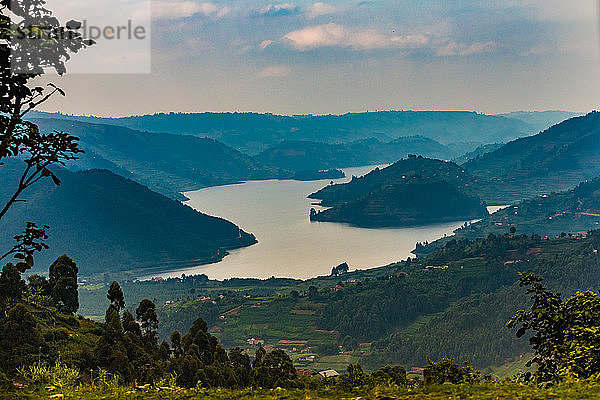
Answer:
[323, 232, 600, 369]
[0, 163, 256, 276]
[309, 156, 487, 227]
[467, 112, 600, 203]
[31, 118, 289, 200]
[416, 178, 600, 255]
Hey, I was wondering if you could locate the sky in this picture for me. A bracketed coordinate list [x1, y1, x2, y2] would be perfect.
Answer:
[36, 0, 600, 116]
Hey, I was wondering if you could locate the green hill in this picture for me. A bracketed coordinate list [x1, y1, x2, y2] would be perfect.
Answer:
[466, 111, 600, 203]
[0, 163, 256, 277]
[308, 156, 487, 227]
[30, 118, 290, 200]
[256, 137, 453, 171]
[416, 178, 600, 255]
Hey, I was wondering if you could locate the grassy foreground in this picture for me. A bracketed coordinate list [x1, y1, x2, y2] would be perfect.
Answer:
[4, 382, 600, 400]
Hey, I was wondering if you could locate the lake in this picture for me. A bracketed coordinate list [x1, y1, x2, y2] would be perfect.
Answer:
[153, 165, 478, 280]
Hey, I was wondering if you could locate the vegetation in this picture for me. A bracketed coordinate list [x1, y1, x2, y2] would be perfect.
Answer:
[416, 178, 600, 255]
[31, 118, 291, 200]
[0, 163, 257, 276]
[309, 156, 487, 227]
[466, 112, 600, 203]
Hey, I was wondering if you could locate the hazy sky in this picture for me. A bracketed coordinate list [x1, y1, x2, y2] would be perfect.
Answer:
[38, 0, 600, 116]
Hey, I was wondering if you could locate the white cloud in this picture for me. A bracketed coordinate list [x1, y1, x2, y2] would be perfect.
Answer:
[283, 23, 431, 51]
[152, 1, 228, 20]
[258, 3, 299, 17]
[260, 40, 274, 50]
[260, 65, 292, 77]
[307, 2, 336, 18]
[436, 41, 496, 56]
[390, 34, 430, 48]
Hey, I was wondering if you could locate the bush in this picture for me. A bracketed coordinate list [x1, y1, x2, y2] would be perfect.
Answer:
[423, 357, 479, 385]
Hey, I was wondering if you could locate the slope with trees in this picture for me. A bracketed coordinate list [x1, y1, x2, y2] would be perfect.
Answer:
[415, 178, 600, 255]
[31, 118, 291, 200]
[466, 112, 600, 203]
[309, 156, 487, 227]
[0, 162, 257, 276]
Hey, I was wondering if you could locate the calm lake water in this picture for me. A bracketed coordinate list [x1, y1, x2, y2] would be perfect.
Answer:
[153, 165, 478, 280]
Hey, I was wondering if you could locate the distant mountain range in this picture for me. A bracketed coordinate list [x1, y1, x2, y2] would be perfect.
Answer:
[29, 110, 543, 155]
[496, 110, 581, 133]
[0, 162, 256, 277]
[256, 137, 454, 171]
[309, 156, 487, 227]
[467, 111, 600, 203]
[31, 118, 290, 200]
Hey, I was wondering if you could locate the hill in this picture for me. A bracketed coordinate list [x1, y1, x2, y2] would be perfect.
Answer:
[414, 178, 600, 255]
[465, 111, 600, 203]
[453, 143, 504, 165]
[497, 110, 581, 133]
[308, 156, 487, 227]
[30, 118, 290, 200]
[0, 163, 256, 276]
[256, 137, 453, 171]
[30, 110, 535, 155]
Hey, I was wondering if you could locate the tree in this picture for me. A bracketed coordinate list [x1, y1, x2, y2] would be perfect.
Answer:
[170, 330, 183, 358]
[508, 273, 600, 382]
[0, 263, 26, 305]
[422, 357, 479, 385]
[107, 281, 125, 312]
[1, 0, 92, 221]
[0, 0, 91, 301]
[48, 254, 78, 313]
[136, 299, 158, 342]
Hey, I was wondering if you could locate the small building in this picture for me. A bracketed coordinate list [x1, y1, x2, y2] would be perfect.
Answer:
[296, 369, 316, 378]
[247, 338, 265, 346]
[319, 369, 339, 378]
[298, 355, 315, 362]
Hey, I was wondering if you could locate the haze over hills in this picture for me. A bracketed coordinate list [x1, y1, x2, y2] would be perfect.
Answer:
[497, 111, 582, 133]
[309, 156, 487, 227]
[30, 110, 539, 155]
[256, 137, 453, 171]
[0, 163, 257, 276]
[466, 111, 600, 203]
[31, 118, 290, 200]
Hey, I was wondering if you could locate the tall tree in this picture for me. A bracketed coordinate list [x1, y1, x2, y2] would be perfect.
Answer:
[107, 281, 125, 312]
[48, 254, 78, 313]
[136, 299, 158, 342]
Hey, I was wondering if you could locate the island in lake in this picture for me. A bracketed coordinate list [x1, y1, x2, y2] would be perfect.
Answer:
[308, 156, 488, 228]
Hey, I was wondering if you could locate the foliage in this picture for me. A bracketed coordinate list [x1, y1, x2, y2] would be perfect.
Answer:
[508, 273, 600, 383]
[422, 357, 479, 385]
[16, 361, 80, 389]
[49, 254, 78, 313]
[309, 156, 487, 227]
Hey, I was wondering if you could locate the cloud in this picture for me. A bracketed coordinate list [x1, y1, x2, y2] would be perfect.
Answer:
[436, 41, 496, 56]
[283, 23, 430, 51]
[260, 40, 274, 50]
[152, 1, 228, 20]
[307, 2, 336, 18]
[260, 65, 292, 77]
[257, 3, 299, 17]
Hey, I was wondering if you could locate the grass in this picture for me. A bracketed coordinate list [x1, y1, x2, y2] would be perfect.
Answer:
[7, 381, 600, 399]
